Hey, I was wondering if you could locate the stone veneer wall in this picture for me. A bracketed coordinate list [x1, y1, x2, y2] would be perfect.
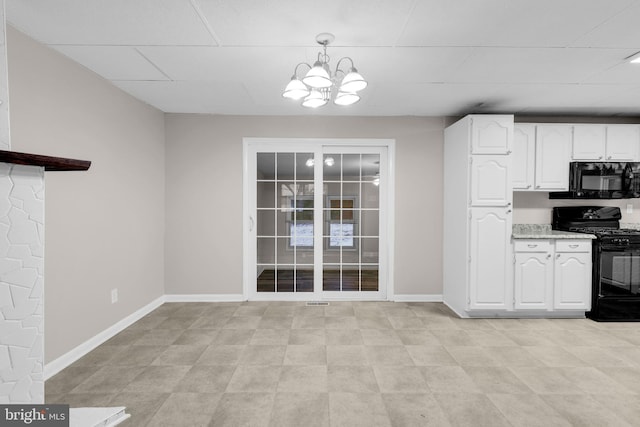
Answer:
[0, 0, 45, 404]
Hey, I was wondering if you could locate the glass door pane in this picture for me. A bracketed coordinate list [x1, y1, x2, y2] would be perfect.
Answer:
[249, 142, 387, 301]
[256, 152, 315, 293]
[323, 152, 381, 294]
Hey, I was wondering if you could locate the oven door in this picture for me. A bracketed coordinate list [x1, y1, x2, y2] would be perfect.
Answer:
[598, 246, 640, 297]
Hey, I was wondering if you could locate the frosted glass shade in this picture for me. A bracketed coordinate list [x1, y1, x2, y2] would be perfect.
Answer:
[334, 91, 360, 106]
[302, 90, 328, 108]
[303, 62, 332, 88]
[282, 78, 310, 100]
[339, 70, 367, 92]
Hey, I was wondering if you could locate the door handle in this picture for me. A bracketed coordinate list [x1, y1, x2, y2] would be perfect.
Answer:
[249, 216, 255, 232]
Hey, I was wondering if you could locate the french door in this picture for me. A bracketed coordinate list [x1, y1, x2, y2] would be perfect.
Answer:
[244, 139, 392, 300]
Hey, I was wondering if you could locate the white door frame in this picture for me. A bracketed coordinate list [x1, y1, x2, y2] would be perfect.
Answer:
[242, 137, 396, 301]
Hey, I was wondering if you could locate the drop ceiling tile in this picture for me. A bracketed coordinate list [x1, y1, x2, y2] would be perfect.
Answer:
[498, 83, 635, 113]
[350, 47, 474, 84]
[195, 0, 415, 46]
[52, 45, 169, 81]
[583, 60, 640, 85]
[137, 46, 309, 82]
[6, 0, 216, 46]
[112, 80, 254, 113]
[368, 82, 541, 116]
[448, 47, 630, 84]
[571, 2, 640, 48]
[398, 0, 634, 47]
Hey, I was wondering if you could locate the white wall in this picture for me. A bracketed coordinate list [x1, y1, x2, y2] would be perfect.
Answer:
[165, 115, 444, 297]
[513, 192, 640, 224]
[7, 27, 166, 363]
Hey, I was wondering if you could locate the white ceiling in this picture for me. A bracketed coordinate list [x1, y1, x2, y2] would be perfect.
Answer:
[6, 0, 640, 117]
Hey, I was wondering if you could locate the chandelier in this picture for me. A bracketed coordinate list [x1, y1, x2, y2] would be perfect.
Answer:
[282, 33, 367, 108]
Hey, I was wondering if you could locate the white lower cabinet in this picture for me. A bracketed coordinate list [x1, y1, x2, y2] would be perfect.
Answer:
[513, 239, 591, 314]
[469, 208, 513, 310]
[514, 241, 553, 310]
[554, 241, 592, 310]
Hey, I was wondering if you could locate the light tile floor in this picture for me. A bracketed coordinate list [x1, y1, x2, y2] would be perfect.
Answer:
[45, 302, 640, 426]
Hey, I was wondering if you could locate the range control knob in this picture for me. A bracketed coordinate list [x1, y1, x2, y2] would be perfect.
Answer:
[612, 238, 630, 246]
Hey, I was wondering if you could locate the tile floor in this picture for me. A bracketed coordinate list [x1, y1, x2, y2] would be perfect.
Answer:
[45, 301, 640, 426]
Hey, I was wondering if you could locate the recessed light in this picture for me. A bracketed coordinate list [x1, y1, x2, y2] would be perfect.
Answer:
[626, 51, 640, 63]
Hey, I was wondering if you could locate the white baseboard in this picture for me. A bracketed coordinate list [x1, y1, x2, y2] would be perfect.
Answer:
[393, 294, 443, 302]
[164, 294, 246, 302]
[44, 295, 166, 380]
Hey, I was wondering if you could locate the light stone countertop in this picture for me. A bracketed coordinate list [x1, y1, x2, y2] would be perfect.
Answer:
[621, 223, 640, 230]
[512, 224, 596, 240]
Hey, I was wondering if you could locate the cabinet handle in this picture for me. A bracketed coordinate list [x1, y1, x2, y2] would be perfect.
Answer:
[506, 209, 512, 214]
[526, 184, 532, 189]
[547, 254, 551, 259]
[528, 244, 538, 248]
[506, 150, 512, 154]
[556, 254, 561, 259]
[607, 156, 612, 160]
[569, 244, 579, 248]
[535, 185, 541, 189]
[598, 156, 603, 160]
[249, 216, 255, 232]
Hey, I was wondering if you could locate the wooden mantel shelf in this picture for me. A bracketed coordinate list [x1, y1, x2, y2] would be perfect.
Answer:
[0, 149, 91, 171]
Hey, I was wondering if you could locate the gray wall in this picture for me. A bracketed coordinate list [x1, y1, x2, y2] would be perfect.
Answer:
[8, 27, 166, 363]
[165, 115, 445, 297]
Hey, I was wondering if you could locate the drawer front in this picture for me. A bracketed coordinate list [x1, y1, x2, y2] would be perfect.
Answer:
[555, 240, 591, 253]
[514, 240, 553, 252]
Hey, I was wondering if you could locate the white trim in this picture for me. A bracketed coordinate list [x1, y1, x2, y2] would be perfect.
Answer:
[242, 140, 251, 302]
[243, 138, 396, 302]
[44, 296, 166, 380]
[385, 141, 396, 301]
[393, 294, 444, 302]
[164, 294, 246, 302]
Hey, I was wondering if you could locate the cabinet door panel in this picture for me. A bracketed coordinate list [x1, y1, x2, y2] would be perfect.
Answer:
[514, 252, 552, 310]
[512, 125, 535, 190]
[535, 125, 571, 190]
[471, 116, 513, 154]
[554, 252, 591, 310]
[470, 155, 511, 206]
[606, 125, 640, 161]
[572, 125, 605, 160]
[469, 208, 512, 310]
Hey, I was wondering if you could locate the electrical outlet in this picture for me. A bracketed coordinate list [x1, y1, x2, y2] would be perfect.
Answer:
[111, 288, 118, 304]
[627, 204, 633, 214]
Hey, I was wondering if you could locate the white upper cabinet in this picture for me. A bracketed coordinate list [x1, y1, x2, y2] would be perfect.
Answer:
[572, 125, 606, 160]
[535, 125, 572, 190]
[572, 124, 640, 161]
[470, 155, 512, 206]
[470, 115, 513, 155]
[606, 125, 640, 161]
[512, 124, 535, 190]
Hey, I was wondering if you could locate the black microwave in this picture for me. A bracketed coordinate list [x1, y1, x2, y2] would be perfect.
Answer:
[550, 162, 640, 199]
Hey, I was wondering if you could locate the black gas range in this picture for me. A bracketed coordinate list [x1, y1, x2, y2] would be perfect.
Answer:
[553, 206, 640, 321]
